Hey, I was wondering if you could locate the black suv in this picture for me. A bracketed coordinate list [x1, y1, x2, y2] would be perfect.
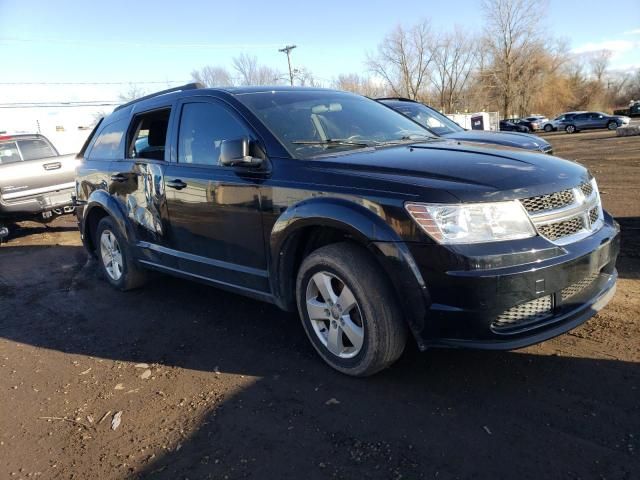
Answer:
[75, 84, 619, 376]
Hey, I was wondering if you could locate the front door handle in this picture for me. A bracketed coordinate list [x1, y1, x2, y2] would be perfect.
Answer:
[110, 173, 128, 182]
[167, 179, 187, 190]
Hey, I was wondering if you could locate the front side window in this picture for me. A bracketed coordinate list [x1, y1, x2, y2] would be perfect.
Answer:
[17, 139, 57, 161]
[88, 119, 128, 160]
[238, 91, 435, 159]
[178, 101, 252, 166]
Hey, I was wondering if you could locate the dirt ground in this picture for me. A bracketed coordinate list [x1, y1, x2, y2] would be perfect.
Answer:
[1, 130, 639, 480]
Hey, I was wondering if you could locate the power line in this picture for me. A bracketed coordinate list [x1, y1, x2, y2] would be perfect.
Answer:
[0, 37, 284, 50]
[0, 81, 189, 86]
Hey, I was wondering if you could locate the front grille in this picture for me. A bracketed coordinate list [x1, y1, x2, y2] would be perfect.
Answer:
[520, 180, 602, 244]
[580, 182, 593, 197]
[537, 216, 584, 241]
[560, 273, 599, 301]
[492, 295, 553, 330]
[520, 189, 575, 214]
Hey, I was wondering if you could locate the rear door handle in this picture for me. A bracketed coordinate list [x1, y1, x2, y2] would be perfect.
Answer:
[110, 173, 128, 182]
[167, 179, 187, 190]
[43, 162, 61, 171]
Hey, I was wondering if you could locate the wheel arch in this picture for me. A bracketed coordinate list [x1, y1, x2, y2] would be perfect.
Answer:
[269, 197, 430, 347]
[81, 190, 132, 256]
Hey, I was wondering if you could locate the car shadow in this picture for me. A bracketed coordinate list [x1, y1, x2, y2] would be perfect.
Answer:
[0, 244, 638, 478]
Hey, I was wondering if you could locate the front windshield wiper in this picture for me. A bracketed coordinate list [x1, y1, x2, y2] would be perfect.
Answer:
[291, 138, 373, 148]
[377, 133, 438, 146]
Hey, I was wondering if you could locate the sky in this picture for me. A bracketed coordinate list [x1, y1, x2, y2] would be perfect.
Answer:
[1, 0, 639, 106]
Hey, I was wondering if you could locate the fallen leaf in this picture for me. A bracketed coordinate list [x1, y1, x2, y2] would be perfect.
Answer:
[135, 363, 149, 369]
[114, 383, 124, 390]
[111, 411, 122, 431]
[79, 368, 92, 375]
[325, 398, 340, 406]
[140, 370, 151, 380]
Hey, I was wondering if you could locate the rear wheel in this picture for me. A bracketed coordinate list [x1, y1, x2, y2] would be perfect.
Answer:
[544, 124, 553, 132]
[95, 217, 147, 291]
[565, 124, 576, 134]
[296, 242, 407, 376]
[607, 121, 618, 130]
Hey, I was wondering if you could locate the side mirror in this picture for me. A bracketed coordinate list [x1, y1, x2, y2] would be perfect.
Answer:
[219, 137, 263, 167]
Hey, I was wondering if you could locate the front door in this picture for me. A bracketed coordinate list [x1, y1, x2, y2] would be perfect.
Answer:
[163, 98, 269, 295]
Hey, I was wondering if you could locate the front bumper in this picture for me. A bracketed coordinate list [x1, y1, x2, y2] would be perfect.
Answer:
[406, 215, 620, 350]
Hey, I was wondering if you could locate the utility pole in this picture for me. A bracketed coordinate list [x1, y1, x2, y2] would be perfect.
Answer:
[278, 45, 297, 86]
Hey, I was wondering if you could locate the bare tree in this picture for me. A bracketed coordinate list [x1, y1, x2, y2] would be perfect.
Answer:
[233, 53, 283, 86]
[589, 49, 613, 83]
[431, 27, 479, 112]
[334, 73, 385, 97]
[293, 67, 323, 87]
[118, 84, 148, 103]
[482, 0, 545, 117]
[367, 21, 436, 100]
[191, 66, 234, 87]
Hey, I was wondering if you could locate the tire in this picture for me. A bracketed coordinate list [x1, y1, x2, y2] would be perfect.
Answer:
[607, 121, 617, 130]
[95, 216, 147, 291]
[544, 124, 553, 132]
[565, 124, 576, 134]
[296, 242, 407, 376]
[521, 126, 530, 133]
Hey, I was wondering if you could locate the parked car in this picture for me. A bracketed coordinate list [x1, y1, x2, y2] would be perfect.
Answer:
[379, 98, 553, 154]
[499, 119, 530, 133]
[560, 111, 631, 133]
[613, 100, 640, 118]
[524, 115, 549, 129]
[0, 133, 78, 237]
[76, 84, 619, 376]
[503, 118, 540, 132]
[541, 112, 584, 132]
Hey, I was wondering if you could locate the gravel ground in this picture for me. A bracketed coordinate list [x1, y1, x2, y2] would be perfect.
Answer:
[1, 129, 639, 479]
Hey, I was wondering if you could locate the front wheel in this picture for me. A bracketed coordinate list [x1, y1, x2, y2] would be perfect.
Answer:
[95, 217, 147, 291]
[296, 242, 407, 376]
[544, 124, 553, 132]
[607, 121, 618, 130]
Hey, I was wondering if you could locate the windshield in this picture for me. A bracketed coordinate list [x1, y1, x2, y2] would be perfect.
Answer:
[383, 101, 464, 135]
[237, 90, 435, 159]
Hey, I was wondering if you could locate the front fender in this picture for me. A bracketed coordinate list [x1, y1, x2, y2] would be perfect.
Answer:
[270, 197, 430, 346]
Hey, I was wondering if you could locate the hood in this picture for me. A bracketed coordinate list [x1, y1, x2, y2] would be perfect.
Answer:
[441, 130, 550, 151]
[315, 139, 588, 203]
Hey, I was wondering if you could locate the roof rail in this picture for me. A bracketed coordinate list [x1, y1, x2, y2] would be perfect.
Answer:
[113, 82, 204, 111]
[376, 97, 417, 102]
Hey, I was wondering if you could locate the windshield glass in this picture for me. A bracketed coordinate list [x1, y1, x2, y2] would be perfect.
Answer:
[237, 90, 435, 159]
[384, 101, 464, 135]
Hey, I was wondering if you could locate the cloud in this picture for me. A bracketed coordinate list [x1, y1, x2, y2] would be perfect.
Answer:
[623, 28, 640, 35]
[572, 40, 638, 55]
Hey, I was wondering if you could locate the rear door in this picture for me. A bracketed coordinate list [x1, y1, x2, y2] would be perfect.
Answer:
[111, 107, 175, 267]
[163, 97, 269, 294]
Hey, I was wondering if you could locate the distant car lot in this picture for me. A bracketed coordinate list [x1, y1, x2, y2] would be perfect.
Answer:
[0, 128, 638, 479]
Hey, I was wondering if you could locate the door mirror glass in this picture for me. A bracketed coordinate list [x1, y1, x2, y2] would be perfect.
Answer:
[220, 137, 262, 167]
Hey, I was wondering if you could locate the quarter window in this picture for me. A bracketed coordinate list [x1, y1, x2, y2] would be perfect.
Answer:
[178, 101, 252, 166]
[88, 119, 128, 160]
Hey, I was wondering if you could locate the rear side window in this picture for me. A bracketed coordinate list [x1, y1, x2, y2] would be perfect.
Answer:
[17, 139, 57, 161]
[88, 119, 128, 160]
[178, 101, 252, 166]
[0, 141, 21, 164]
[128, 109, 171, 161]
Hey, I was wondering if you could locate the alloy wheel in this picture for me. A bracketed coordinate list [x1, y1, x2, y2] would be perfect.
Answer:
[100, 230, 124, 281]
[305, 271, 364, 359]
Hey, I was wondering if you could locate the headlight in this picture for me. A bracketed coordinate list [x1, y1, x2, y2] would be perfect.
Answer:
[406, 201, 536, 244]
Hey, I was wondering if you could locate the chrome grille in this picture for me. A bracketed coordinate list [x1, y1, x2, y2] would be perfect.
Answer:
[580, 182, 593, 197]
[520, 189, 575, 214]
[492, 295, 553, 330]
[537, 216, 584, 241]
[560, 273, 599, 301]
[520, 179, 603, 245]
